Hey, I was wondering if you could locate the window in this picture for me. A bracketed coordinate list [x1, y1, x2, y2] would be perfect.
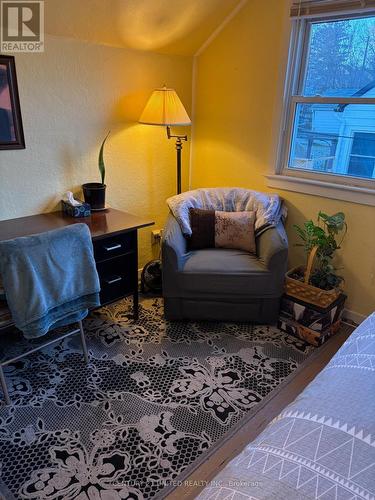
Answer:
[349, 132, 375, 177]
[278, 12, 375, 188]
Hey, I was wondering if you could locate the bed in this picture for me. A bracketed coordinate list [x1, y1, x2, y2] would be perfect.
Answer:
[198, 313, 375, 500]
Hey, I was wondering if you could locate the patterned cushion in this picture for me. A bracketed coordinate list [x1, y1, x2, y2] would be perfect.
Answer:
[215, 211, 256, 253]
[189, 209, 256, 253]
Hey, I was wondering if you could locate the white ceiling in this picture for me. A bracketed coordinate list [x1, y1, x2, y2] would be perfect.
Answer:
[45, 0, 243, 56]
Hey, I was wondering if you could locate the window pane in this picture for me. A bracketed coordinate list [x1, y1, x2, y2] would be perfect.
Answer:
[289, 103, 375, 179]
[303, 17, 375, 97]
[349, 132, 375, 177]
[351, 132, 375, 155]
[348, 156, 375, 177]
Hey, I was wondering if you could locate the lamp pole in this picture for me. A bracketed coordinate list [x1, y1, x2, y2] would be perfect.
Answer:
[167, 126, 187, 194]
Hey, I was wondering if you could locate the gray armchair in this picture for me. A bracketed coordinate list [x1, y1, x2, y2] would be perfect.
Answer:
[162, 214, 288, 323]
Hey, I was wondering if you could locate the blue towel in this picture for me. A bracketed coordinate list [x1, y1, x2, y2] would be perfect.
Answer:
[0, 223, 100, 339]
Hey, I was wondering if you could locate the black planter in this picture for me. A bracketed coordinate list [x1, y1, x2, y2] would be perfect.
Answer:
[82, 183, 106, 210]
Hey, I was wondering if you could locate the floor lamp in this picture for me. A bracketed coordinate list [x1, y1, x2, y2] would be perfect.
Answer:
[139, 86, 191, 194]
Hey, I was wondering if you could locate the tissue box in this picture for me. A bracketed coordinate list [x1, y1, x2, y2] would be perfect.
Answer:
[61, 199, 91, 218]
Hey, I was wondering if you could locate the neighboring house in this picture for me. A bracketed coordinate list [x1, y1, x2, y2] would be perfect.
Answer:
[291, 82, 375, 179]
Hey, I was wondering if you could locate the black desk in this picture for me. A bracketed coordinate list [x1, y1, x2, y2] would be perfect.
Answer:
[0, 208, 154, 322]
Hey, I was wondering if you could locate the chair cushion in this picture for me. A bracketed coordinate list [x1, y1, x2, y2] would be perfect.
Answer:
[180, 248, 279, 297]
[189, 209, 256, 253]
[215, 211, 256, 253]
[189, 208, 215, 250]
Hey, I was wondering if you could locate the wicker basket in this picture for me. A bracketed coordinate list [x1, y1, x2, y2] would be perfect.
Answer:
[285, 246, 343, 308]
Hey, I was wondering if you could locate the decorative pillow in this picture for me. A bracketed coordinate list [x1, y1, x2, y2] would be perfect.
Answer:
[189, 208, 216, 250]
[189, 209, 256, 253]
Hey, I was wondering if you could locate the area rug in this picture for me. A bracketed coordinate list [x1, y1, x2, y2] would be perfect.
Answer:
[0, 297, 315, 499]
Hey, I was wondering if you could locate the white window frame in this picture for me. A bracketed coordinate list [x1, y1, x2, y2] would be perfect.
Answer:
[268, 12, 375, 206]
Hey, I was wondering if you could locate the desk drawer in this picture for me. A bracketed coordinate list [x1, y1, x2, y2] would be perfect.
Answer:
[97, 254, 136, 305]
[93, 231, 136, 262]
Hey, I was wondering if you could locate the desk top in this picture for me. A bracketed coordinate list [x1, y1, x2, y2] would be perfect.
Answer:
[0, 208, 154, 242]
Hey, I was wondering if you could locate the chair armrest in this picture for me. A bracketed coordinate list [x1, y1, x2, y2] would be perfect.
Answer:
[256, 223, 288, 273]
[162, 214, 189, 272]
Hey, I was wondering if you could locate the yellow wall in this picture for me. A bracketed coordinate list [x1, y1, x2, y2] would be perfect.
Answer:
[0, 2, 373, 316]
[0, 35, 192, 266]
[192, 0, 375, 316]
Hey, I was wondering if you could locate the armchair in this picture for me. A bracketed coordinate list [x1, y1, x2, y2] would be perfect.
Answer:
[162, 214, 288, 323]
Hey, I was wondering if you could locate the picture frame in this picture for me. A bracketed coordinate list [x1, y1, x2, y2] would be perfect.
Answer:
[0, 55, 25, 150]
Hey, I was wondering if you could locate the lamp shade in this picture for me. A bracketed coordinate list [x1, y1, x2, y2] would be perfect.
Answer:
[139, 86, 191, 126]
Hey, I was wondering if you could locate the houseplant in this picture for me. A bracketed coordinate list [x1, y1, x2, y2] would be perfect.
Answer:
[286, 211, 347, 307]
[82, 131, 110, 210]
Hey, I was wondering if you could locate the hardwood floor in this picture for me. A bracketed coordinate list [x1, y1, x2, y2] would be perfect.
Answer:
[162, 323, 354, 500]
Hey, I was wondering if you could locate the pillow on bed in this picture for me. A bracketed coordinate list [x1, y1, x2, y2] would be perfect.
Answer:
[189, 208, 256, 253]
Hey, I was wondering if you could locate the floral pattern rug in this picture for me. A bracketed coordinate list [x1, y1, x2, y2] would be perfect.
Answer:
[0, 297, 315, 500]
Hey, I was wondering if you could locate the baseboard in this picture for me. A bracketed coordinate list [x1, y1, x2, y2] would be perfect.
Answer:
[343, 308, 367, 326]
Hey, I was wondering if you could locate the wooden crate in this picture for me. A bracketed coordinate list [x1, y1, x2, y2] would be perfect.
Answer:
[278, 293, 347, 346]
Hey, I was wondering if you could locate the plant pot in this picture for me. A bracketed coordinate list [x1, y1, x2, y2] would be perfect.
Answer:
[285, 265, 343, 308]
[82, 183, 106, 210]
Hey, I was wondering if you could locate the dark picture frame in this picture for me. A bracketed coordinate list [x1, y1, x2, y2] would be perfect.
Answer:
[0, 55, 25, 150]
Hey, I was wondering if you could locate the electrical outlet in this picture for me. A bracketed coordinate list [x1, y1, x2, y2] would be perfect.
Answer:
[151, 229, 162, 245]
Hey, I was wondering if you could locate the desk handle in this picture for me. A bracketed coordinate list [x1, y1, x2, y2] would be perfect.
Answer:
[105, 276, 122, 285]
[104, 243, 122, 252]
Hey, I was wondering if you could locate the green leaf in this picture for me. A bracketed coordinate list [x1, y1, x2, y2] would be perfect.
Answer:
[293, 224, 307, 241]
[319, 211, 346, 233]
[98, 131, 110, 185]
[294, 210, 347, 290]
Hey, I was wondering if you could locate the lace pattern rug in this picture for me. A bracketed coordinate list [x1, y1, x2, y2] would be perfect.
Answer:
[0, 297, 315, 499]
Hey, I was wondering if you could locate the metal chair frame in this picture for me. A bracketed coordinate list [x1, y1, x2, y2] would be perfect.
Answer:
[0, 320, 89, 405]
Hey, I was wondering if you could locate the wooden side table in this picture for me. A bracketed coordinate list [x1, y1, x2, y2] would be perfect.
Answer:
[0, 208, 154, 321]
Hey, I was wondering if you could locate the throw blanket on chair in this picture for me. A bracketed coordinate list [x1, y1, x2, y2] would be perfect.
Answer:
[167, 187, 287, 237]
[0, 223, 100, 339]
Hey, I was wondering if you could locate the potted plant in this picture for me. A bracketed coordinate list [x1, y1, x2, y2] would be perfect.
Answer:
[82, 131, 110, 210]
[285, 211, 347, 308]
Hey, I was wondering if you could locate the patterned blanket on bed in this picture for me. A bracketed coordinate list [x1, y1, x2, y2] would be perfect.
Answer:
[167, 188, 287, 237]
[198, 313, 375, 500]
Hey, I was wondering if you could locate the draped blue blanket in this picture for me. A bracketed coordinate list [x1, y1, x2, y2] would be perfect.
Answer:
[167, 187, 287, 237]
[0, 223, 100, 339]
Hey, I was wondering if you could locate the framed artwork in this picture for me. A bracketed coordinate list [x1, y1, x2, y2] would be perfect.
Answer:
[0, 55, 25, 150]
